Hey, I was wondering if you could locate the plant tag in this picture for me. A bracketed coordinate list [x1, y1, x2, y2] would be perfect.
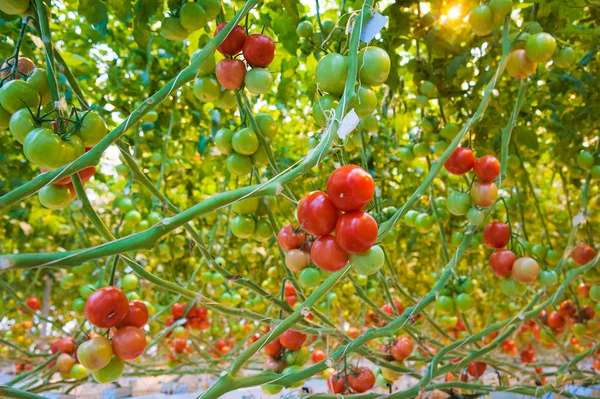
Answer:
[360, 12, 388, 43]
[337, 109, 359, 139]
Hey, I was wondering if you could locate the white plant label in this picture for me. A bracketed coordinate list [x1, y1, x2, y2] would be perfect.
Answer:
[337, 109, 360, 139]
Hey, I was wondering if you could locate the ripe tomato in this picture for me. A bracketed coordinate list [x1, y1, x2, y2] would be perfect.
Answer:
[285, 249, 310, 272]
[381, 300, 404, 316]
[77, 337, 113, 371]
[24, 128, 84, 170]
[468, 361, 487, 378]
[511, 257, 539, 283]
[444, 147, 475, 175]
[284, 282, 296, 296]
[489, 249, 516, 277]
[51, 337, 76, 354]
[297, 191, 340, 236]
[348, 367, 375, 393]
[279, 330, 307, 350]
[172, 303, 185, 319]
[215, 22, 247, 56]
[216, 59, 246, 90]
[25, 297, 41, 311]
[547, 311, 565, 330]
[1, 57, 35, 79]
[120, 300, 149, 328]
[473, 155, 500, 182]
[242, 34, 275, 67]
[327, 371, 346, 394]
[264, 337, 282, 357]
[571, 243, 596, 265]
[171, 338, 187, 353]
[312, 349, 326, 363]
[506, 49, 536, 79]
[558, 300, 576, 318]
[470, 181, 498, 207]
[315, 53, 348, 95]
[335, 211, 378, 253]
[326, 165, 375, 212]
[357, 47, 390, 86]
[85, 286, 129, 329]
[46, 166, 96, 186]
[112, 326, 146, 360]
[277, 224, 306, 250]
[391, 337, 413, 361]
[483, 221, 510, 249]
[311, 235, 349, 272]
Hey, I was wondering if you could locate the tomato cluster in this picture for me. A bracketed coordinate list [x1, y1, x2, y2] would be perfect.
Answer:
[214, 121, 273, 176]
[49, 337, 87, 380]
[160, 0, 220, 41]
[327, 367, 376, 394]
[80, 285, 149, 383]
[435, 276, 476, 327]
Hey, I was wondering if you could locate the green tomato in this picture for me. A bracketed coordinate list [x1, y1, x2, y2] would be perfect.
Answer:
[230, 215, 256, 238]
[296, 21, 313, 38]
[354, 85, 377, 118]
[212, 272, 225, 285]
[72, 297, 86, 312]
[255, 113, 277, 138]
[39, 184, 72, 210]
[0, 80, 39, 114]
[525, 32, 557, 64]
[232, 197, 259, 214]
[124, 210, 142, 226]
[198, 0, 220, 19]
[0, 0, 30, 14]
[251, 145, 269, 167]
[286, 347, 310, 366]
[9, 108, 37, 144]
[299, 267, 321, 288]
[24, 128, 84, 170]
[413, 142, 429, 158]
[572, 323, 586, 337]
[312, 94, 338, 127]
[0, 105, 10, 129]
[357, 47, 390, 86]
[436, 295, 455, 314]
[315, 53, 348, 96]
[79, 284, 96, 299]
[69, 363, 88, 380]
[447, 191, 472, 216]
[216, 89, 236, 109]
[469, 5, 494, 36]
[545, 249, 560, 266]
[193, 76, 221, 102]
[122, 274, 139, 291]
[27, 68, 51, 105]
[245, 68, 273, 95]
[226, 153, 253, 175]
[591, 165, 600, 179]
[91, 356, 124, 384]
[180, 2, 207, 31]
[232, 128, 259, 155]
[451, 232, 463, 246]
[282, 365, 304, 388]
[321, 19, 336, 36]
[349, 245, 385, 276]
[489, 0, 512, 19]
[161, 17, 189, 41]
[141, 110, 158, 123]
[433, 140, 449, 156]
[500, 278, 527, 297]
[576, 150, 594, 170]
[454, 293, 475, 312]
[415, 213, 434, 233]
[415, 95, 429, 108]
[403, 210, 419, 226]
[78, 111, 108, 148]
[440, 123, 460, 141]
[399, 146, 415, 164]
[589, 285, 600, 302]
[254, 219, 273, 242]
[359, 114, 378, 132]
[531, 244, 547, 260]
[419, 80, 436, 98]
[214, 128, 235, 154]
[553, 47, 576, 68]
[466, 207, 484, 226]
[261, 384, 283, 395]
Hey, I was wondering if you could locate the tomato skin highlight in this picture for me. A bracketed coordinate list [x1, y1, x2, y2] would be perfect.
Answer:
[216, 59, 246, 90]
[297, 191, 340, 236]
[444, 147, 475, 175]
[483, 221, 510, 249]
[242, 34, 275, 67]
[473, 155, 500, 182]
[311, 235, 349, 272]
[335, 211, 378, 254]
[215, 22, 247, 56]
[326, 165, 374, 212]
[85, 286, 129, 329]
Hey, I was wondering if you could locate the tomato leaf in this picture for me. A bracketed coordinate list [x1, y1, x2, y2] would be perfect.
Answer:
[78, 0, 109, 35]
[281, 0, 299, 24]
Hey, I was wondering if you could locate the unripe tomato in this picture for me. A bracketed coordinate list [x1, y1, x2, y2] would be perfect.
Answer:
[244, 68, 273, 94]
[469, 5, 494, 36]
[232, 128, 259, 155]
[349, 245, 385, 276]
[506, 49, 536, 79]
[511, 257, 539, 283]
[0, 0, 30, 15]
[77, 337, 113, 371]
[243, 34, 275, 67]
[161, 17, 189, 41]
[193, 76, 221, 102]
[179, 2, 207, 32]
[285, 249, 310, 272]
[357, 47, 390, 86]
[447, 191, 472, 216]
[215, 22, 247, 56]
[470, 181, 498, 207]
[226, 152, 252, 174]
[91, 356, 124, 384]
[489, 0, 513, 19]
[312, 94, 338, 127]
[216, 59, 246, 90]
[553, 47, 576, 68]
[77, 111, 108, 147]
[525, 32, 556, 64]
[315, 53, 348, 96]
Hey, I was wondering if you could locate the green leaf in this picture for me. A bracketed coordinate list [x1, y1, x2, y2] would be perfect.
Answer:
[78, 0, 109, 35]
[107, 0, 133, 21]
[281, 0, 299, 24]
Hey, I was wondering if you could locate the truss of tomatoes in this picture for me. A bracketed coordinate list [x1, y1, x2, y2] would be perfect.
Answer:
[278, 165, 385, 276]
[213, 22, 276, 95]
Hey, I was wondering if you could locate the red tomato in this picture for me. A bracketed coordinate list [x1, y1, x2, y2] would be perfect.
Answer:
[571, 243, 596, 265]
[198, 320, 210, 330]
[279, 330, 307, 350]
[577, 283, 590, 297]
[558, 300, 576, 317]
[214, 22, 247, 56]
[328, 371, 346, 394]
[172, 303, 185, 319]
[326, 165, 375, 212]
[470, 181, 498, 207]
[547, 311, 565, 330]
[578, 306, 595, 321]
[165, 317, 175, 327]
[312, 349, 326, 363]
[348, 367, 375, 393]
[347, 327, 359, 339]
[196, 307, 208, 320]
[215, 59, 246, 89]
[467, 361, 486, 378]
[112, 326, 146, 360]
[277, 224, 306, 250]
[335, 211, 378, 253]
[25, 297, 41, 311]
[43, 166, 97, 186]
[297, 191, 340, 236]
[381, 300, 404, 317]
[284, 282, 296, 296]
[264, 337, 282, 357]
[285, 294, 297, 306]
[593, 358, 600, 371]
[311, 235, 349, 272]
[444, 147, 475, 175]
[51, 337, 76, 354]
[483, 221, 510, 249]
[391, 337, 413, 361]
[120, 300, 149, 328]
[242, 34, 275, 67]
[488, 249, 516, 277]
[171, 337, 187, 354]
[85, 286, 129, 328]
[473, 155, 500, 182]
